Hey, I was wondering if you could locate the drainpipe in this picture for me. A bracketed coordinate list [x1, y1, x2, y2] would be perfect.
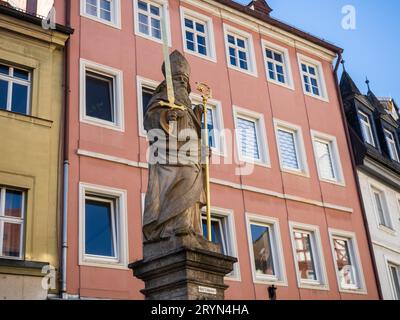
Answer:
[333, 53, 383, 300]
[60, 0, 71, 299]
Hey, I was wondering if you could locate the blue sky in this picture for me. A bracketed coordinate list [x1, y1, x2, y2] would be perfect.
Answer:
[234, 0, 400, 102]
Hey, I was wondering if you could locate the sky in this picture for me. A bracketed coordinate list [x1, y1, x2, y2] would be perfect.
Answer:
[235, 0, 400, 103]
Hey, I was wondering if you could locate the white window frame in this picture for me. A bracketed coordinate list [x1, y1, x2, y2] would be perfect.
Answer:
[133, 0, 172, 46]
[289, 222, 329, 290]
[80, 0, 121, 29]
[261, 40, 294, 90]
[274, 119, 308, 176]
[0, 63, 31, 115]
[357, 110, 376, 147]
[80, 59, 125, 132]
[233, 106, 270, 167]
[246, 213, 287, 286]
[180, 7, 216, 62]
[0, 187, 25, 260]
[201, 207, 241, 281]
[385, 256, 400, 300]
[311, 130, 345, 185]
[384, 129, 400, 162]
[297, 53, 328, 102]
[328, 229, 366, 294]
[223, 24, 257, 77]
[136, 76, 159, 138]
[370, 186, 393, 231]
[79, 183, 129, 269]
[191, 93, 226, 156]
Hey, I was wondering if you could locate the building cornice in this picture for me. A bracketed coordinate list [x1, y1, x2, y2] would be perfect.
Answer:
[0, 5, 72, 47]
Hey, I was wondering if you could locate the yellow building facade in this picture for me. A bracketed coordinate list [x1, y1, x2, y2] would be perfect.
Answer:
[0, 4, 71, 299]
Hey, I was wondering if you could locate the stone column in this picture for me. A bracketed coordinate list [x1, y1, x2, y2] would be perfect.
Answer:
[129, 234, 237, 300]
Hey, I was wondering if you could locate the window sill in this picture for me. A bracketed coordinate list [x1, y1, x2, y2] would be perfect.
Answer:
[253, 275, 288, 287]
[0, 258, 48, 277]
[319, 177, 346, 187]
[338, 287, 367, 295]
[228, 64, 258, 78]
[266, 78, 295, 91]
[303, 91, 329, 103]
[378, 225, 397, 236]
[79, 259, 129, 271]
[238, 158, 271, 169]
[183, 48, 217, 63]
[81, 13, 121, 30]
[0, 109, 52, 128]
[80, 118, 124, 132]
[281, 167, 310, 178]
[298, 281, 329, 291]
[134, 31, 172, 47]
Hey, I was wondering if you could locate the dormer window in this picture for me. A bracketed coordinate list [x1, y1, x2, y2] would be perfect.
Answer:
[384, 129, 400, 162]
[358, 110, 375, 147]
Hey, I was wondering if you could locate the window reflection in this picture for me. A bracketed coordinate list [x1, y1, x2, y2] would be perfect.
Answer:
[250, 224, 275, 276]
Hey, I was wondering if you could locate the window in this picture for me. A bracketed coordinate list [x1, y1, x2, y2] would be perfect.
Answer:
[201, 208, 240, 279]
[0, 63, 31, 115]
[311, 131, 344, 184]
[384, 129, 399, 162]
[134, 0, 170, 44]
[79, 183, 128, 268]
[358, 110, 375, 146]
[329, 230, 364, 292]
[192, 95, 225, 155]
[181, 8, 216, 61]
[372, 188, 392, 229]
[0, 187, 25, 260]
[289, 223, 328, 289]
[262, 41, 293, 89]
[81, 0, 121, 27]
[274, 120, 308, 174]
[388, 263, 400, 300]
[246, 215, 286, 284]
[298, 54, 328, 101]
[234, 107, 269, 165]
[137, 76, 159, 137]
[80, 59, 124, 131]
[223, 24, 257, 76]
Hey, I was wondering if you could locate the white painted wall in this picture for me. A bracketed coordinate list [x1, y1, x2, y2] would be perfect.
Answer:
[358, 170, 400, 299]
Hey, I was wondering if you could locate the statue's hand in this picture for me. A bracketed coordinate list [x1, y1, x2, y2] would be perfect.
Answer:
[167, 109, 185, 122]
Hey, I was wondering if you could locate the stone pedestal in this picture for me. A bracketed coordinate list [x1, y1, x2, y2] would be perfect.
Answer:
[129, 235, 237, 300]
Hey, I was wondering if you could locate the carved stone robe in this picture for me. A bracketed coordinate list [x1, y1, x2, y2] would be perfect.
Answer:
[142, 80, 206, 241]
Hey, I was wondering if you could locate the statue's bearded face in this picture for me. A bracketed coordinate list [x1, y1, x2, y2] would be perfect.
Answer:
[172, 75, 192, 106]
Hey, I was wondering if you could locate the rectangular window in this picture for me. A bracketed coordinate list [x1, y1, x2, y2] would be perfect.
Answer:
[358, 110, 375, 146]
[237, 117, 260, 160]
[202, 216, 227, 255]
[184, 17, 207, 56]
[0, 187, 25, 259]
[0, 63, 31, 115]
[84, 195, 117, 258]
[247, 216, 285, 284]
[314, 139, 336, 181]
[82, 0, 120, 27]
[224, 25, 256, 76]
[142, 86, 154, 118]
[86, 71, 114, 122]
[81, 60, 124, 131]
[372, 188, 392, 229]
[137, 76, 159, 137]
[277, 128, 300, 171]
[80, 183, 128, 268]
[265, 48, 286, 84]
[235, 107, 269, 165]
[136, 0, 163, 41]
[389, 264, 400, 300]
[384, 129, 399, 162]
[293, 231, 317, 281]
[300, 62, 320, 96]
[290, 223, 328, 288]
[298, 54, 328, 100]
[331, 235, 362, 291]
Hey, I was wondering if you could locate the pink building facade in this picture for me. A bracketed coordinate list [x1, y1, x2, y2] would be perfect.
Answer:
[54, 0, 380, 299]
